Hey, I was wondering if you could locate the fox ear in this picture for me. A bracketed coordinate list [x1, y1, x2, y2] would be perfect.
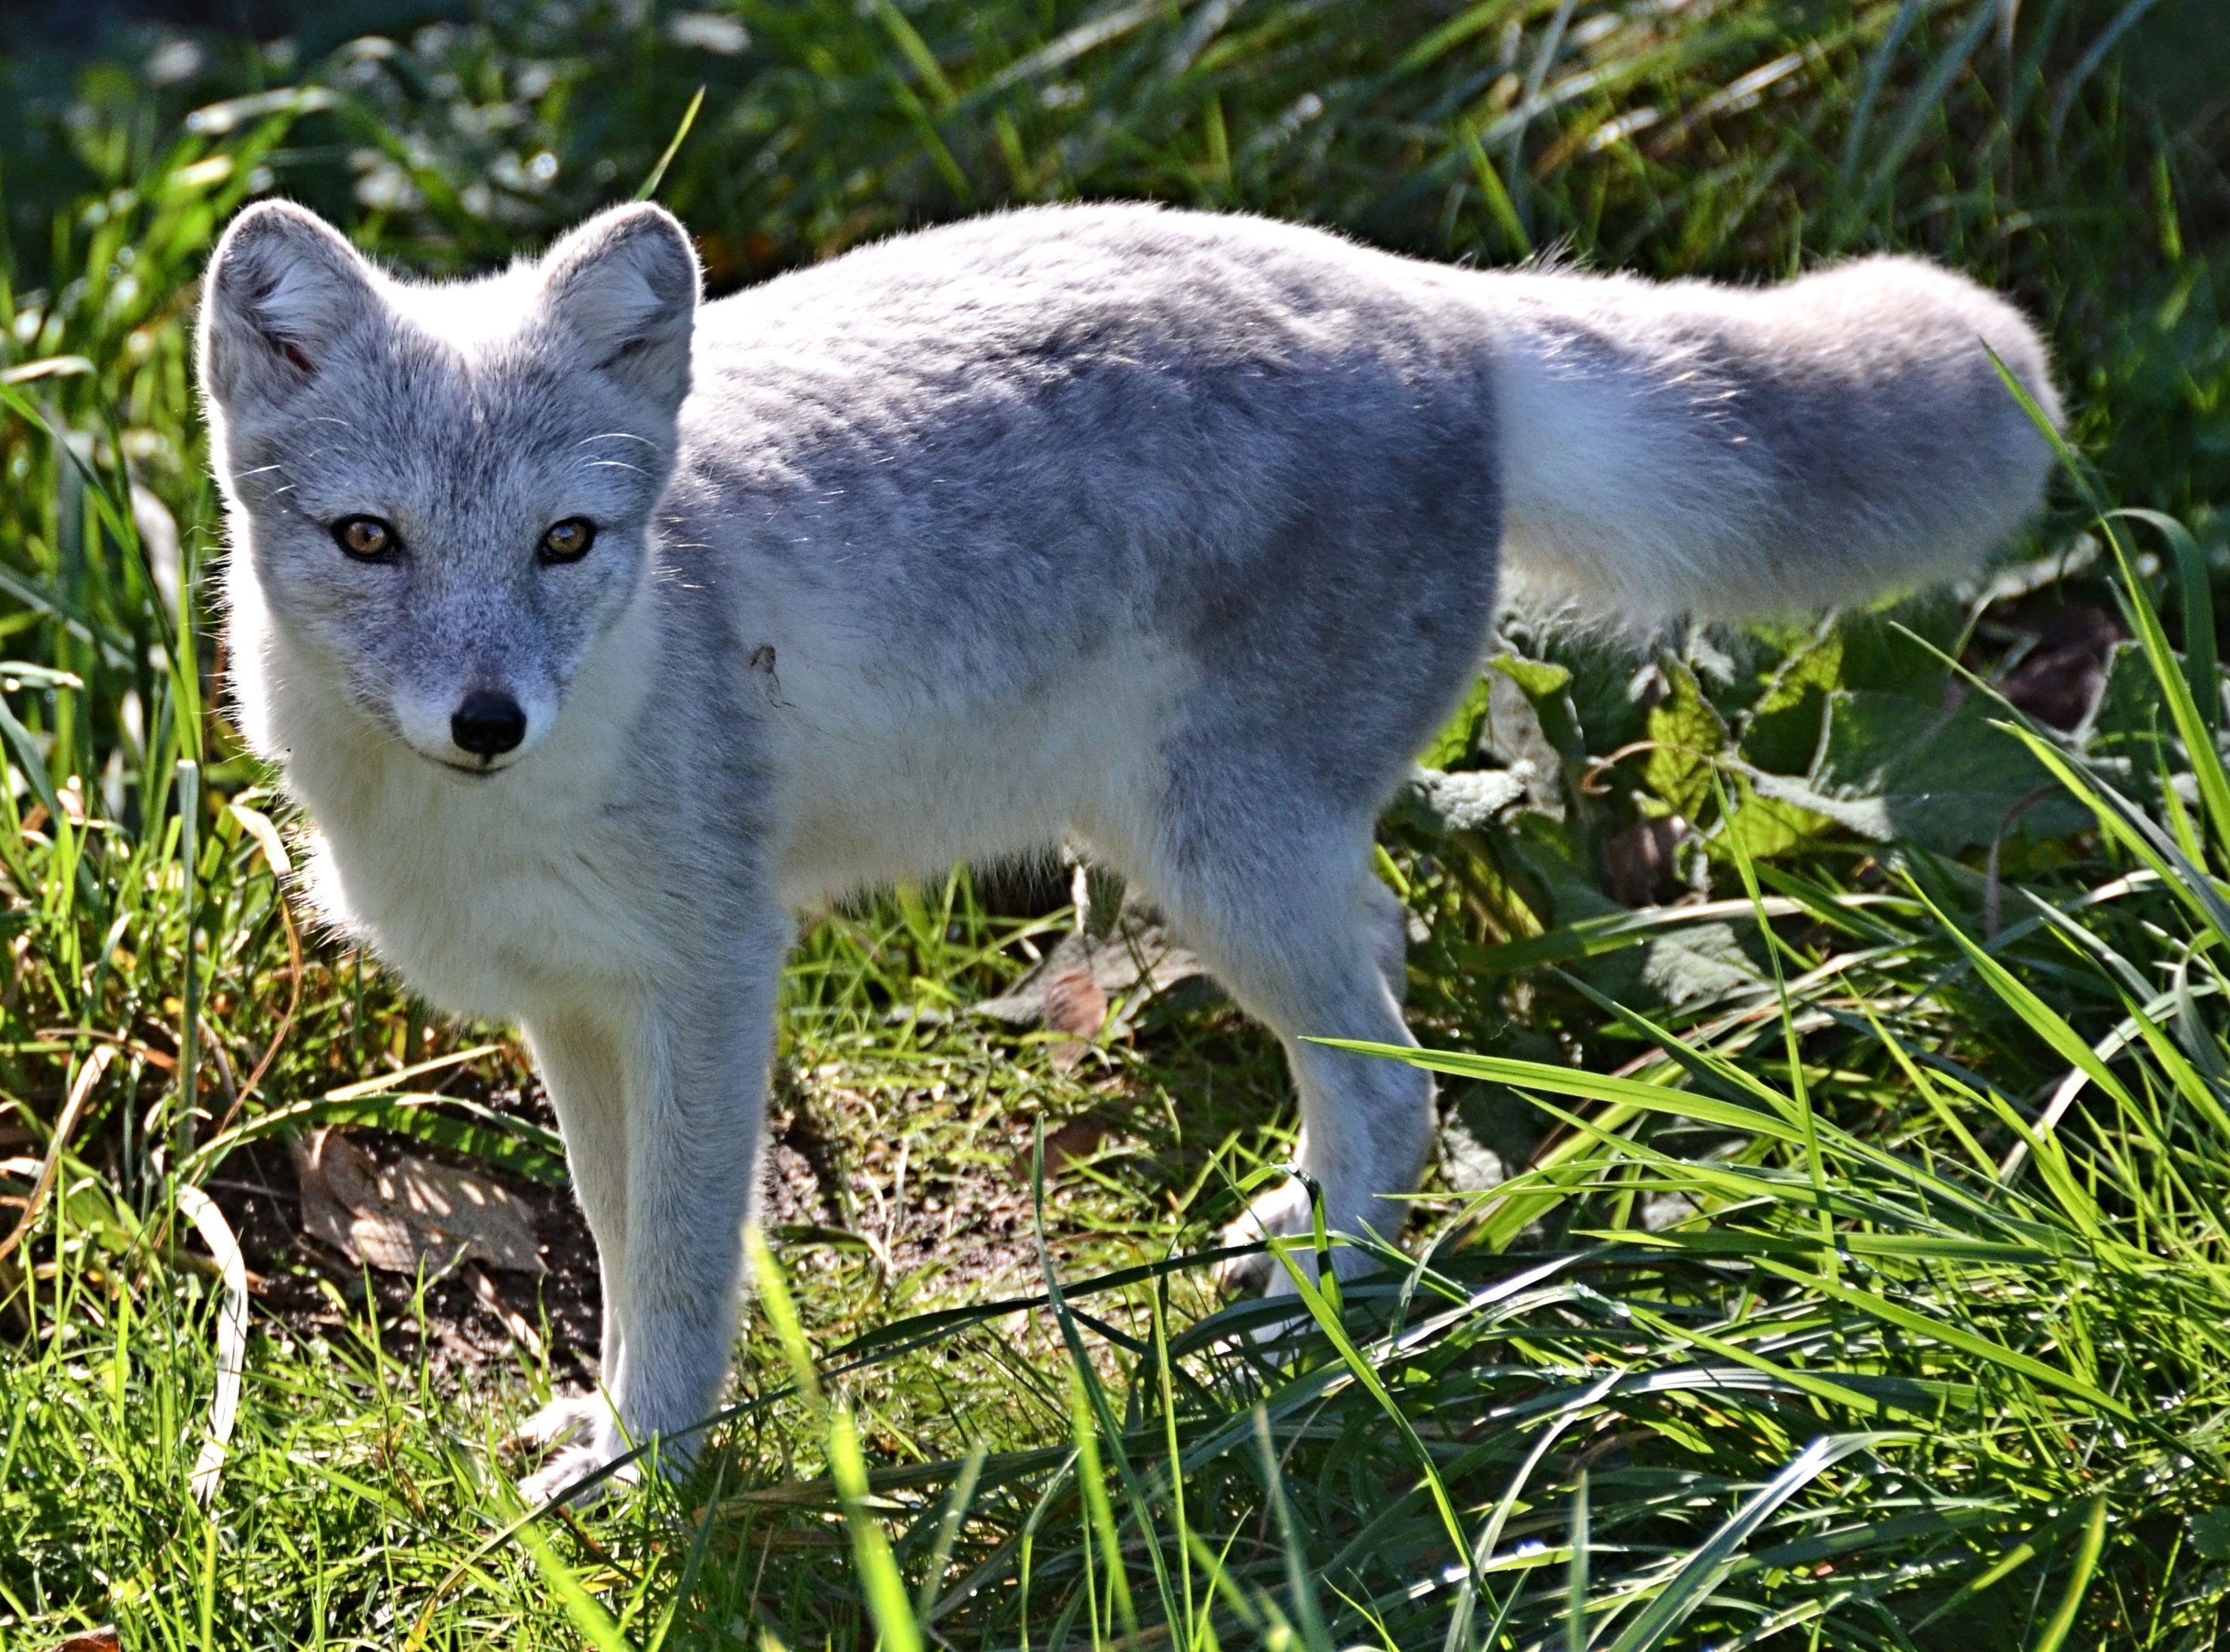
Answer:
[538, 204, 699, 412]
[199, 201, 380, 412]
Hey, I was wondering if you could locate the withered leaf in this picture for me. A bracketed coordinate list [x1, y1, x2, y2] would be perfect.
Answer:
[297, 1129, 543, 1276]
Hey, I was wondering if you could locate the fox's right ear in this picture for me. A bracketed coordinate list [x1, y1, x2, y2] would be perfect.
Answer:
[198, 201, 380, 412]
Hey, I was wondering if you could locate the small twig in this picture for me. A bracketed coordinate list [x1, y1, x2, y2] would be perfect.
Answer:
[208, 805, 305, 1142]
[32, 1025, 172, 1068]
[1576, 738, 1672, 795]
[198, 1013, 238, 1129]
[208, 896, 303, 1143]
[0, 1043, 115, 1264]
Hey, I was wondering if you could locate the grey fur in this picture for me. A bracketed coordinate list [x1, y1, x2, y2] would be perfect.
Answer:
[198, 198, 2059, 1498]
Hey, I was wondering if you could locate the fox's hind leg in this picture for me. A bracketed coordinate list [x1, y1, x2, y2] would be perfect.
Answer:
[1362, 872, 1411, 1006]
[1114, 783, 1432, 1292]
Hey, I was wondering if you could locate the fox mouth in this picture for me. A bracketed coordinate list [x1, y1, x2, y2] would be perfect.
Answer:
[430, 756, 507, 780]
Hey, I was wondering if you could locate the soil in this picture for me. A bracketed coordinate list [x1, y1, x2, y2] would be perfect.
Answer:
[207, 1100, 609, 1388]
[201, 1057, 1122, 1391]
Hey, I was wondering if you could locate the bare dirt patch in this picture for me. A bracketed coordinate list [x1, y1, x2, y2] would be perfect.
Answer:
[201, 1047, 1182, 1387]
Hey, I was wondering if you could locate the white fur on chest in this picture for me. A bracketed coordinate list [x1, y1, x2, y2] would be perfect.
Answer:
[299, 765, 658, 1020]
[237, 587, 668, 1021]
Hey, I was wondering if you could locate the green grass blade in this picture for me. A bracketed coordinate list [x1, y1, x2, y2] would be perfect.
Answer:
[1606, 1435, 1896, 1652]
[1254, 1406, 1334, 1652]
[2028, 1494, 2109, 1652]
[634, 86, 706, 203]
[827, 1407, 927, 1652]
[514, 1518, 643, 1652]
[1563, 1469, 1589, 1652]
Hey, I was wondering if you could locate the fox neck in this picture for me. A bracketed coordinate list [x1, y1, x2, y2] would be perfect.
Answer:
[229, 564, 667, 932]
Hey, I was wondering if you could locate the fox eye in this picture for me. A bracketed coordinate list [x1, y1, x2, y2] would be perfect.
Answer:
[331, 516, 397, 561]
[538, 518, 597, 564]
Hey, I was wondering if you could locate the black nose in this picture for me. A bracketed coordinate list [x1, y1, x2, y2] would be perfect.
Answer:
[451, 689, 526, 758]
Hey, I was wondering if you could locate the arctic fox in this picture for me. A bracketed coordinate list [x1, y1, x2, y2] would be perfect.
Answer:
[198, 198, 2059, 1499]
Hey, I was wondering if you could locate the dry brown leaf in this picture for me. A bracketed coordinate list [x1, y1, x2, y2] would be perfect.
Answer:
[386, 1157, 542, 1272]
[296, 1129, 411, 1270]
[1011, 1117, 1112, 1181]
[1039, 963, 1109, 1039]
[296, 1129, 543, 1275]
[1037, 961, 1108, 1071]
[975, 915, 1204, 1044]
[50, 1627, 121, 1652]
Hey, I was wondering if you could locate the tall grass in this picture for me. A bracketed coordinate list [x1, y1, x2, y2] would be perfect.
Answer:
[1, 0, 2225, 1647]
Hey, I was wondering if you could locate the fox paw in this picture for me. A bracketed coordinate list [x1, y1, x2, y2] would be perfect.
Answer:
[517, 1439, 638, 1508]
[510, 1393, 612, 1454]
[1215, 1177, 1319, 1293]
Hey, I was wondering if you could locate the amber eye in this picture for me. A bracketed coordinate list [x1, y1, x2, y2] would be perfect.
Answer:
[331, 516, 397, 561]
[538, 518, 596, 563]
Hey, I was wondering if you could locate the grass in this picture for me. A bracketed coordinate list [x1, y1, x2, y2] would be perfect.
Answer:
[2, 0, 2228, 1646]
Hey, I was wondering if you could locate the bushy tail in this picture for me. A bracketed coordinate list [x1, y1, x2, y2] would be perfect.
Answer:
[1484, 255, 2061, 626]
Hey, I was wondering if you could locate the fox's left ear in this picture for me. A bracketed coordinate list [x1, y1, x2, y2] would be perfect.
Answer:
[538, 204, 700, 413]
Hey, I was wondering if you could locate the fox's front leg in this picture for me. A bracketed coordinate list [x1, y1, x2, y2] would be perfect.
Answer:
[513, 1010, 633, 1460]
[520, 909, 789, 1504]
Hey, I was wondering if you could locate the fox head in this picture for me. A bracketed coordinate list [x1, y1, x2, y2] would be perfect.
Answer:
[199, 200, 698, 778]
